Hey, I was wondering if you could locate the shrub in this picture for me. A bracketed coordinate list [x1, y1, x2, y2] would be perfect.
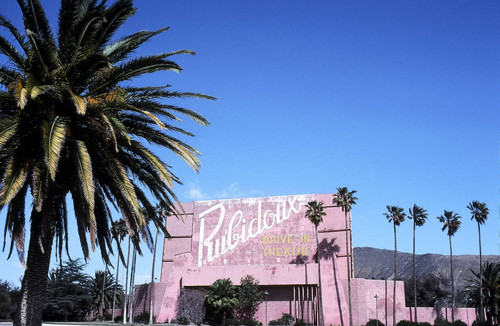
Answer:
[134, 311, 155, 324]
[418, 322, 432, 326]
[294, 319, 313, 326]
[269, 313, 294, 326]
[177, 288, 206, 325]
[226, 318, 262, 326]
[367, 319, 385, 326]
[235, 275, 263, 321]
[176, 316, 190, 325]
[434, 317, 451, 326]
[396, 320, 414, 326]
[113, 314, 123, 323]
[452, 321, 467, 326]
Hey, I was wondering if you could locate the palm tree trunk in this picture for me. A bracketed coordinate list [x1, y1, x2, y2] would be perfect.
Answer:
[129, 248, 137, 323]
[123, 237, 131, 324]
[149, 229, 159, 325]
[316, 227, 325, 326]
[449, 235, 455, 324]
[478, 223, 484, 322]
[112, 254, 120, 321]
[100, 263, 108, 320]
[345, 211, 353, 326]
[413, 220, 418, 323]
[14, 208, 56, 326]
[393, 222, 397, 326]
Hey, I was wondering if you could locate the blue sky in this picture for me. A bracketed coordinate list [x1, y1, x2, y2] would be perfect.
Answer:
[1, 1, 499, 287]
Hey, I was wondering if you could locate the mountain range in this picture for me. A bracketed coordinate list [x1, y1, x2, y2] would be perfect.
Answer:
[353, 247, 499, 291]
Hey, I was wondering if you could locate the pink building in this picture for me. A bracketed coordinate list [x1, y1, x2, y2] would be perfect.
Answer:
[137, 194, 475, 326]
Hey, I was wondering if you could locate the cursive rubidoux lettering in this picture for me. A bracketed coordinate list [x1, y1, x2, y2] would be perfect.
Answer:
[197, 197, 303, 267]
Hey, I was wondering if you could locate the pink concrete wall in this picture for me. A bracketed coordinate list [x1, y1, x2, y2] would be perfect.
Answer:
[156, 194, 353, 324]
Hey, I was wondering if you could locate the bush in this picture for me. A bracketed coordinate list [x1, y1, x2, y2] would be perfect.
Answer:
[474, 320, 492, 326]
[176, 316, 190, 325]
[367, 319, 385, 326]
[294, 319, 313, 326]
[452, 321, 467, 326]
[434, 317, 451, 326]
[418, 322, 432, 326]
[397, 320, 414, 326]
[177, 288, 206, 325]
[134, 311, 155, 324]
[113, 314, 123, 323]
[269, 313, 294, 326]
[235, 275, 263, 321]
[226, 318, 262, 326]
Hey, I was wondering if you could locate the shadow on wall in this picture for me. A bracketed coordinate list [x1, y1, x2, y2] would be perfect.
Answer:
[288, 238, 341, 265]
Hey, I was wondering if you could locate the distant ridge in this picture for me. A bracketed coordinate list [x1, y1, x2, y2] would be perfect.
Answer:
[353, 246, 500, 291]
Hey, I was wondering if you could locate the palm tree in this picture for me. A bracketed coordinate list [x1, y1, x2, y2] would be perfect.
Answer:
[437, 210, 462, 324]
[463, 261, 500, 325]
[205, 279, 239, 326]
[111, 219, 128, 321]
[408, 204, 427, 323]
[467, 201, 489, 322]
[384, 205, 406, 326]
[91, 269, 122, 319]
[332, 187, 357, 326]
[0, 2, 213, 326]
[305, 200, 327, 326]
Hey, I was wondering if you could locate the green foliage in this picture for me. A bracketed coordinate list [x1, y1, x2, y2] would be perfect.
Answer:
[433, 317, 451, 326]
[293, 318, 313, 326]
[0, 280, 19, 320]
[205, 279, 239, 325]
[452, 320, 467, 326]
[404, 274, 450, 308]
[305, 200, 326, 227]
[235, 275, 263, 321]
[134, 311, 155, 324]
[366, 319, 385, 326]
[462, 261, 500, 323]
[419, 322, 432, 326]
[473, 320, 492, 326]
[90, 269, 122, 318]
[396, 320, 415, 326]
[269, 313, 294, 326]
[177, 288, 206, 325]
[43, 260, 92, 322]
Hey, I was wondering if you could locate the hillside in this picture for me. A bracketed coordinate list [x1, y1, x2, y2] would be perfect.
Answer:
[353, 247, 499, 291]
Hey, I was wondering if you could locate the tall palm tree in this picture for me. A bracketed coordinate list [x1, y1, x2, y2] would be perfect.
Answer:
[111, 219, 128, 321]
[467, 201, 489, 322]
[305, 200, 327, 326]
[437, 210, 462, 325]
[408, 204, 427, 323]
[0, 2, 213, 326]
[332, 187, 357, 326]
[384, 205, 406, 326]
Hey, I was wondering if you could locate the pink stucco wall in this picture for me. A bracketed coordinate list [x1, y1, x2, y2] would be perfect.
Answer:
[131, 194, 479, 326]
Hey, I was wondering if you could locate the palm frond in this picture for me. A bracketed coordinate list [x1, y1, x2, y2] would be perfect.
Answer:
[103, 27, 169, 63]
[0, 15, 29, 54]
[0, 159, 29, 205]
[0, 34, 27, 70]
[43, 116, 67, 180]
[73, 140, 95, 224]
[0, 117, 18, 147]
